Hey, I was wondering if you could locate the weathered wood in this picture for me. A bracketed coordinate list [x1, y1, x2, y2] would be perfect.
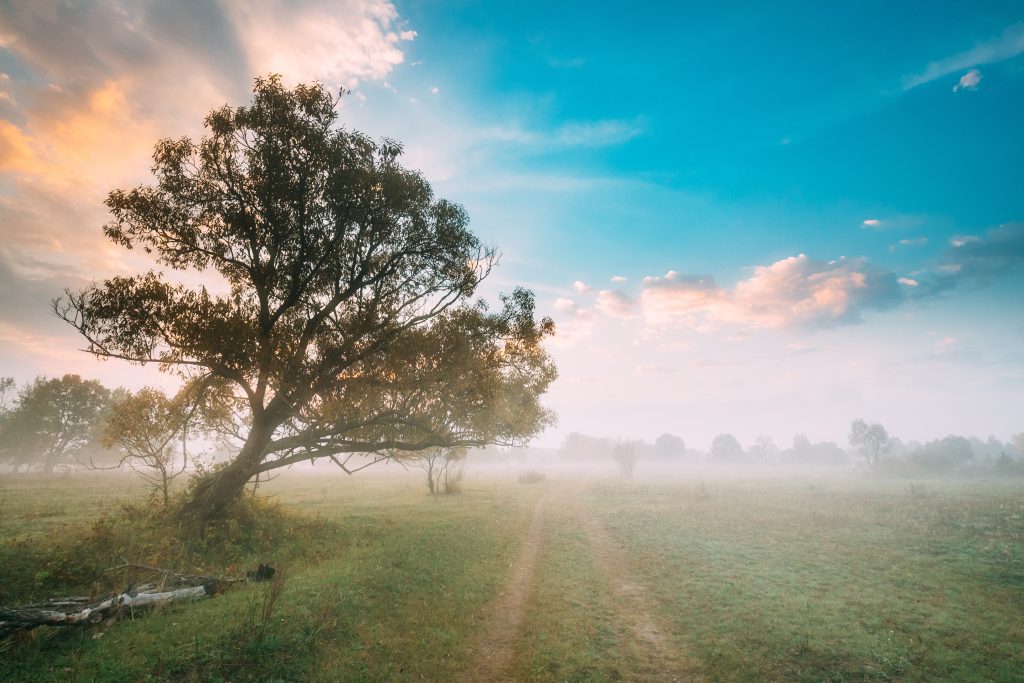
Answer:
[0, 561, 274, 639]
[0, 585, 212, 637]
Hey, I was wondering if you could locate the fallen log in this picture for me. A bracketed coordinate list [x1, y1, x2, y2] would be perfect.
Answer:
[0, 561, 273, 639]
[0, 585, 212, 636]
[0, 585, 211, 638]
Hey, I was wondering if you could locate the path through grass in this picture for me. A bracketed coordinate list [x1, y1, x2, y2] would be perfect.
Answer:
[1, 471, 1021, 680]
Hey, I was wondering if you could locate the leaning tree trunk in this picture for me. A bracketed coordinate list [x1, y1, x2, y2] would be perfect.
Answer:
[184, 419, 276, 521]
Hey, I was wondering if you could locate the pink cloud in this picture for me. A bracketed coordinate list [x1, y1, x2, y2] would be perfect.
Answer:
[640, 255, 901, 331]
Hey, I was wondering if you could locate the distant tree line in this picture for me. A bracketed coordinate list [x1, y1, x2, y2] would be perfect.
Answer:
[554, 421, 1024, 478]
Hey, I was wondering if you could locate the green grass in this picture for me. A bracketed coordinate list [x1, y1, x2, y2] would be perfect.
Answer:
[582, 478, 1024, 681]
[511, 496, 642, 682]
[1, 470, 1022, 681]
[0, 469, 538, 681]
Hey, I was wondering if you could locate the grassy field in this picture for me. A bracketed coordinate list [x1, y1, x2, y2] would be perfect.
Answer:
[0, 468, 1022, 681]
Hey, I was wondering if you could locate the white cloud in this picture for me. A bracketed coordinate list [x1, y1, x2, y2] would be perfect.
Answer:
[549, 297, 596, 347]
[226, 0, 415, 89]
[953, 69, 982, 92]
[595, 289, 639, 318]
[898, 277, 919, 287]
[554, 297, 587, 316]
[950, 235, 980, 247]
[904, 23, 1024, 90]
[572, 280, 593, 295]
[430, 85, 440, 94]
[862, 218, 882, 228]
[610, 275, 627, 283]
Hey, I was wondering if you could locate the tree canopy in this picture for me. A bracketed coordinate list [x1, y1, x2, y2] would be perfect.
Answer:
[849, 419, 890, 467]
[709, 433, 744, 462]
[56, 76, 556, 519]
[0, 374, 113, 472]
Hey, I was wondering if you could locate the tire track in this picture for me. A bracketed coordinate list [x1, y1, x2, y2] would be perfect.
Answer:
[575, 501, 702, 682]
[460, 498, 546, 682]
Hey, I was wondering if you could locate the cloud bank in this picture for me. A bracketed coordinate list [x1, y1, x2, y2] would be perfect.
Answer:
[553, 224, 1024, 341]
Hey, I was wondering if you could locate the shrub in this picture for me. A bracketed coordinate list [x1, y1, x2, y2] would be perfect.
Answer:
[518, 470, 546, 484]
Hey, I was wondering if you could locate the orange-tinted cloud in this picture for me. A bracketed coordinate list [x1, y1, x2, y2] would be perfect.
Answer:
[0, 0, 417, 381]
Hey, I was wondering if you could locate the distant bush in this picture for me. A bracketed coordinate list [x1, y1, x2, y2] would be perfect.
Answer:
[518, 470, 546, 484]
[874, 435, 982, 478]
[996, 454, 1024, 476]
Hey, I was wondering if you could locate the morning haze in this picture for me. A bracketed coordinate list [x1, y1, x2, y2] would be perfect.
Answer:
[0, 1, 1022, 680]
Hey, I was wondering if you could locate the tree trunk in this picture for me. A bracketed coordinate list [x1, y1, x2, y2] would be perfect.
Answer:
[184, 418, 276, 521]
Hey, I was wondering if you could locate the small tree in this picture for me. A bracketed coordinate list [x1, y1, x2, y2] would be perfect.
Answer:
[849, 418, 890, 467]
[748, 434, 777, 463]
[103, 382, 226, 510]
[411, 447, 467, 494]
[439, 448, 466, 494]
[612, 440, 639, 479]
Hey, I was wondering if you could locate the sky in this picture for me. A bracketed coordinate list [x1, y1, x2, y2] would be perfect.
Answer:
[0, 1, 1022, 450]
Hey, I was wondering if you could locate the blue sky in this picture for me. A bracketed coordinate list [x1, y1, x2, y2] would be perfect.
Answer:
[0, 1, 1021, 448]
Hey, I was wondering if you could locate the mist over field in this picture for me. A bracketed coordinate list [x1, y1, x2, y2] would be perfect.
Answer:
[1, 1, 1023, 681]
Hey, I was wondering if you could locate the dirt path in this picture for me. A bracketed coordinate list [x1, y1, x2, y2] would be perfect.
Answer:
[460, 498, 546, 682]
[575, 501, 702, 682]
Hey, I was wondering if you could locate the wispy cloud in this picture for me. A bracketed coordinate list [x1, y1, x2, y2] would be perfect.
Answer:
[552, 118, 646, 147]
[904, 23, 1024, 90]
[572, 280, 593, 295]
[890, 237, 928, 251]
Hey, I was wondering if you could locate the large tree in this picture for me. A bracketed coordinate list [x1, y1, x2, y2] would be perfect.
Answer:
[56, 76, 556, 520]
[0, 375, 111, 472]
